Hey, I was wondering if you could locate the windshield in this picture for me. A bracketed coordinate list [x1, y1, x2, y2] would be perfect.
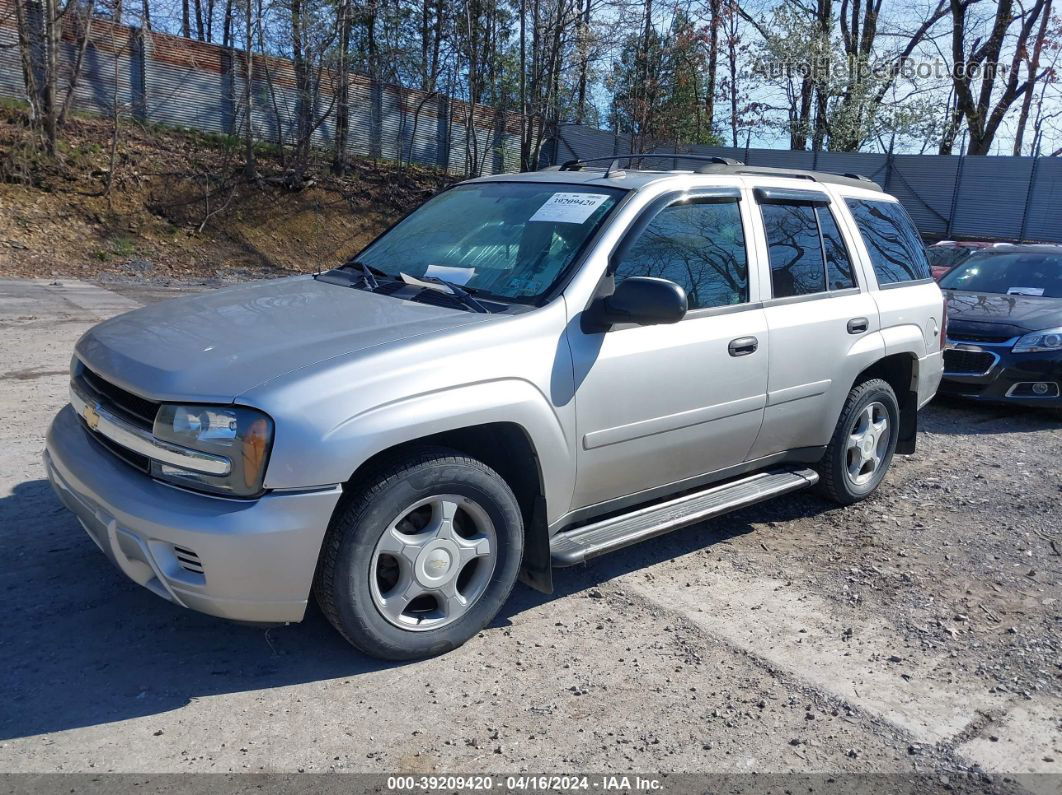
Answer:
[939, 252, 1062, 298]
[349, 182, 624, 301]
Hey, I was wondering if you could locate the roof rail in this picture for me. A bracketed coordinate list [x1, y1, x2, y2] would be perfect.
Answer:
[694, 163, 883, 192]
[556, 154, 744, 171]
[545, 153, 883, 192]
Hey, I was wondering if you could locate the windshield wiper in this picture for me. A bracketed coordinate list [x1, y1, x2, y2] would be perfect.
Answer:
[399, 273, 490, 314]
[338, 259, 391, 291]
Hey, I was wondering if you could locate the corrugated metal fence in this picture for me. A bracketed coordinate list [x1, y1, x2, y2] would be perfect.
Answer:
[0, 2, 523, 175]
[549, 124, 1062, 244]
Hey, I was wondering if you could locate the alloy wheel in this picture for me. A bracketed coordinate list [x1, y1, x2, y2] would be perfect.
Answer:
[845, 401, 890, 487]
[369, 495, 497, 631]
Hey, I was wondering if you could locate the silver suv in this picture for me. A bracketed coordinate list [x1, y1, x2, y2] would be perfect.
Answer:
[46, 158, 945, 660]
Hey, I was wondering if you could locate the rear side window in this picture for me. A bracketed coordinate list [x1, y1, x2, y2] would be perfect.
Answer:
[846, 199, 931, 285]
[818, 207, 856, 290]
[615, 199, 748, 309]
[761, 204, 826, 297]
[760, 203, 855, 297]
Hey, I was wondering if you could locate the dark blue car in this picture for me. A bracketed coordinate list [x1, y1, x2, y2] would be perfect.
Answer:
[939, 245, 1062, 411]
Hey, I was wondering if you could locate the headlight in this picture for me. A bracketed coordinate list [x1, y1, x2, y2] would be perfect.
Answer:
[152, 404, 274, 497]
[1012, 327, 1062, 354]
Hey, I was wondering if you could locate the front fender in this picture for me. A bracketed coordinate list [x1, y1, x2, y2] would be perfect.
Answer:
[321, 378, 574, 522]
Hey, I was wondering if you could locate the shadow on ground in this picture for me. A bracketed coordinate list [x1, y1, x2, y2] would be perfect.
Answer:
[924, 396, 1059, 435]
[5, 400, 1007, 741]
[0, 472, 834, 742]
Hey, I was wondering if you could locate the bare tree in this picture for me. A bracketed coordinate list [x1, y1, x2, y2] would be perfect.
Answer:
[332, 0, 352, 172]
[1013, 0, 1055, 154]
[242, 0, 256, 177]
[949, 0, 1053, 155]
[12, 0, 95, 155]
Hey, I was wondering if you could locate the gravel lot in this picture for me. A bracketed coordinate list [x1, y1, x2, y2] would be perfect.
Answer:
[0, 279, 1059, 788]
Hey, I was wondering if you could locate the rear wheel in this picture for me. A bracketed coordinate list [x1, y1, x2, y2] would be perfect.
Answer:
[315, 447, 523, 660]
[817, 378, 900, 505]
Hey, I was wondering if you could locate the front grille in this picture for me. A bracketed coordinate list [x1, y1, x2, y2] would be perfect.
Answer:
[76, 365, 159, 429]
[943, 348, 996, 375]
[94, 432, 151, 472]
[950, 332, 1014, 344]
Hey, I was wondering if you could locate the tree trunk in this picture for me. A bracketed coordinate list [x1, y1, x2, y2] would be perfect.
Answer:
[938, 98, 964, 155]
[519, 0, 527, 168]
[810, 0, 831, 151]
[290, 0, 314, 171]
[193, 0, 205, 40]
[242, 0, 255, 178]
[222, 0, 233, 47]
[574, 0, 591, 123]
[13, 0, 43, 132]
[332, 0, 351, 173]
[41, 0, 59, 156]
[105, 0, 125, 204]
[705, 0, 721, 135]
[1013, 0, 1053, 156]
[365, 0, 378, 80]
[58, 5, 93, 127]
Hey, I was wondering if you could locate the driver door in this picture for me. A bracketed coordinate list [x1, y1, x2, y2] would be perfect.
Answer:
[566, 189, 770, 511]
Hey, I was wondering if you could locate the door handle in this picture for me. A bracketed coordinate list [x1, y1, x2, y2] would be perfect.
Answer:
[728, 336, 759, 357]
[847, 317, 869, 334]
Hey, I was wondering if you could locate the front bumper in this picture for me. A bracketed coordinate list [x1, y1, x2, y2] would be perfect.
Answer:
[939, 345, 1062, 409]
[45, 405, 343, 623]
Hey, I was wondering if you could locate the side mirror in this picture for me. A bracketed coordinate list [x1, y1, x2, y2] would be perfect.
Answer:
[601, 276, 688, 326]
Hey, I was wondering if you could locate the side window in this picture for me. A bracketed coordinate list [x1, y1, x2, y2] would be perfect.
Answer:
[761, 203, 826, 297]
[817, 206, 856, 290]
[845, 198, 932, 285]
[615, 199, 748, 310]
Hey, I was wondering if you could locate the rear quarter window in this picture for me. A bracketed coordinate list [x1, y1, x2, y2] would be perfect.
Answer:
[845, 198, 931, 285]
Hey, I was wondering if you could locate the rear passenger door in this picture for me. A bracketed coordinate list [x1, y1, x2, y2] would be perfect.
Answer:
[747, 187, 881, 459]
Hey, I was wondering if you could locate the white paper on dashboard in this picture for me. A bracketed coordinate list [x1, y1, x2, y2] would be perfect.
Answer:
[424, 264, 476, 286]
[1007, 286, 1044, 296]
[529, 193, 610, 224]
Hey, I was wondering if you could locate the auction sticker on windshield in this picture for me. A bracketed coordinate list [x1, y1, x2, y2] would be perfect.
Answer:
[1007, 286, 1045, 296]
[530, 193, 610, 224]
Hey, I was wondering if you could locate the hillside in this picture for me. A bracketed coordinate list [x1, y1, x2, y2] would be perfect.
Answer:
[0, 105, 456, 284]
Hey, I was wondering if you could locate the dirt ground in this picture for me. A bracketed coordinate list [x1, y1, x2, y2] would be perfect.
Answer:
[0, 105, 453, 284]
[0, 278, 1059, 791]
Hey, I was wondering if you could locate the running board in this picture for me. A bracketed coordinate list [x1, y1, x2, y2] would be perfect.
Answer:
[550, 468, 819, 566]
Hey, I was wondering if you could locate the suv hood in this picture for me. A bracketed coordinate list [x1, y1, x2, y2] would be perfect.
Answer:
[76, 276, 494, 402]
[945, 290, 1062, 339]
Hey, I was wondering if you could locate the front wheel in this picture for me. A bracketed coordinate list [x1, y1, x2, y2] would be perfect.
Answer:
[314, 447, 523, 660]
[817, 378, 900, 505]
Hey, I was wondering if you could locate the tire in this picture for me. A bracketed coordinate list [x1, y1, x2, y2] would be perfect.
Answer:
[817, 378, 900, 506]
[314, 446, 523, 661]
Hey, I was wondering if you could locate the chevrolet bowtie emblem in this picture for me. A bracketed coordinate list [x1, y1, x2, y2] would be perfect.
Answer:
[83, 403, 101, 431]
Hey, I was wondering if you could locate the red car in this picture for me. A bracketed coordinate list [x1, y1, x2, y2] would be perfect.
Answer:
[927, 241, 998, 280]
